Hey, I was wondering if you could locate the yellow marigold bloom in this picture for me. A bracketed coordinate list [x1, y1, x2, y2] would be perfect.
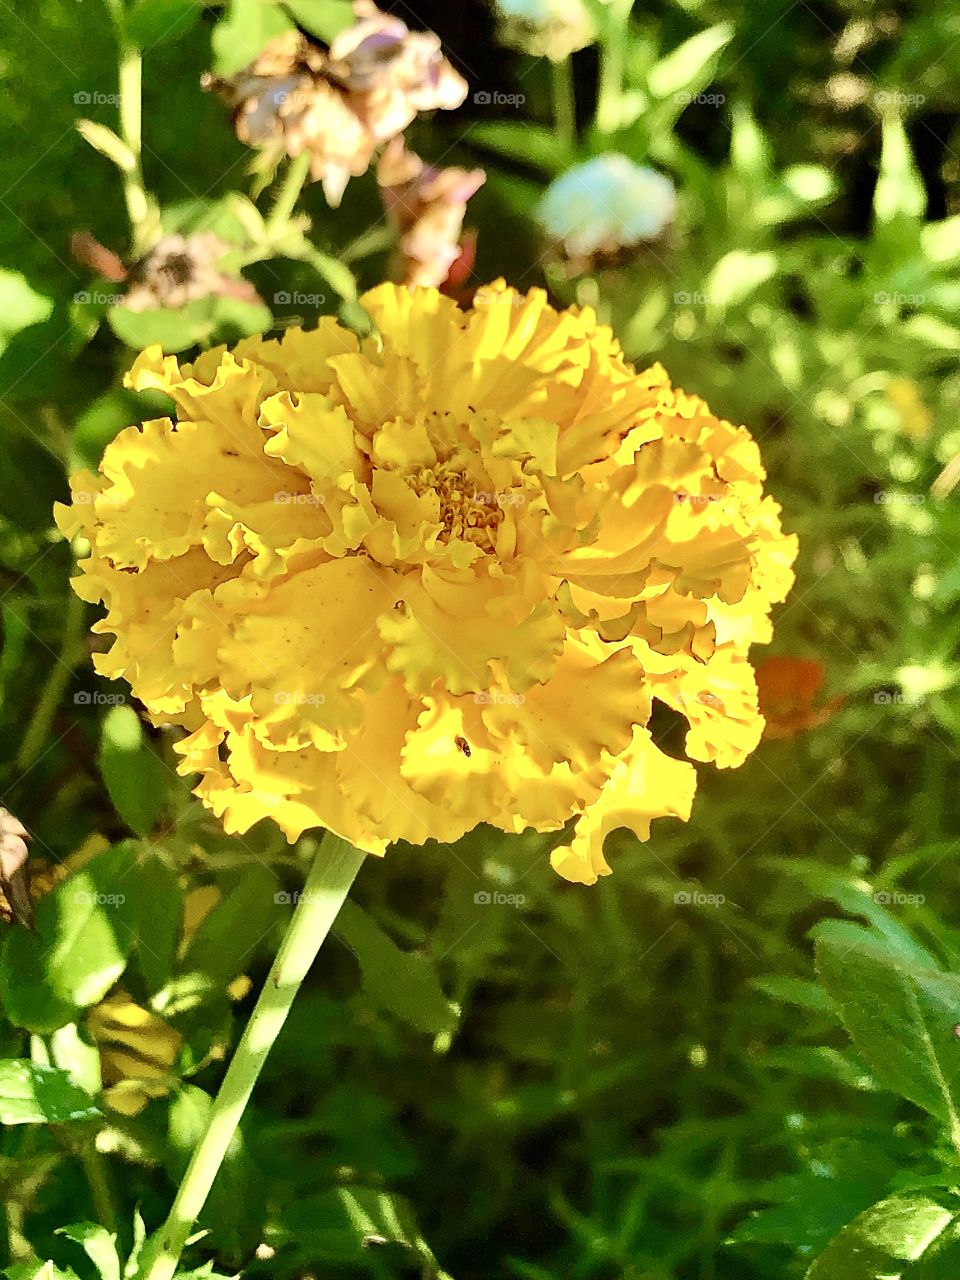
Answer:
[57, 283, 796, 884]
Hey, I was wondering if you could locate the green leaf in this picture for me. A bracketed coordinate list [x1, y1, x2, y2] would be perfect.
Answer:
[815, 923, 960, 1130]
[135, 860, 183, 995]
[335, 901, 456, 1035]
[1, 844, 142, 1031]
[178, 865, 281, 998]
[705, 250, 777, 307]
[0, 1061, 100, 1125]
[0, 270, 53, 355]
[806, 1193, 955, 1278]
[647, 22, 733, 100]
[874, 114, 926, 226]
[76, 121, 137, 173]
[282, 0, 353, 41]
[212, 0, 294, 76]
[468, 123, 574, 176]
[276, 1186, 452, 1275]
[124, 0, 202, 49]
[107, 296, 273, 354]
[57, 1224, 121, 1280]
[99, 705, 168, 838]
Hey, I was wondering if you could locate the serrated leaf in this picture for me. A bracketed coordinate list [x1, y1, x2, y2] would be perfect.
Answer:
[57, 1224, 121, 1280]
[806, 1193, 955, 1278]
[0, 1060, 100, 1125]
[335, 902, 456, 1035]
[815, 923, 960, 1131]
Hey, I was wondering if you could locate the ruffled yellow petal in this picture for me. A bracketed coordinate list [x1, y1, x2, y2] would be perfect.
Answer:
[64, 281, 795, 881]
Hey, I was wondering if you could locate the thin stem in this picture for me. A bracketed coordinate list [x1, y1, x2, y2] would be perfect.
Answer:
[595, 0, 633, 134]
[551, 56, 576, 147]
[104, 0, 150, 254]
[17, 592, 86, 774]
[266, 152, 312, 239]
[141, 834, 366, 1280]
[79, 1145, 119, 1234]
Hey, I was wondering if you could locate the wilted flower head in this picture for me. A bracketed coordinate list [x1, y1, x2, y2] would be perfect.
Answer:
[122, 233, 261, 312]
[205, 4, 467, 206]
[539, 154, 677, 264]
[58, 282, 795, 884]
[378, 138, 485, 288]
[494, 0, 595, 60]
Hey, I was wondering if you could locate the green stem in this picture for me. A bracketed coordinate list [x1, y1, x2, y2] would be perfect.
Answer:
[79, 1145, 119, 1234]
[141, 834, 366, 1280]
[17, 592, 85, 774]
[595, 0, 633, 134]
[104, 0, 150, 254]
[266, 152, 312, 239]
[551, 56, 576, 147]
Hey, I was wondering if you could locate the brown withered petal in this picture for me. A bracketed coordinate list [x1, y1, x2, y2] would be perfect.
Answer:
[377, 139, 485, 288]
[122, 233, 262, 312]
[204, 5, 467, 207]
[0, 808, 31, 927]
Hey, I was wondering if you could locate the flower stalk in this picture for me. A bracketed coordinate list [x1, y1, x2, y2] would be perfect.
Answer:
[103, 0, 150, 254]
[141, 834, 366, 1280]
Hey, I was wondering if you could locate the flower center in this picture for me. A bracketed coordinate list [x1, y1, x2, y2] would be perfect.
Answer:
[411, 463, 505, 553]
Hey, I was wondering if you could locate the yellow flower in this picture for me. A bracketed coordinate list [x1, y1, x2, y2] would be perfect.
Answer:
[57, 283, 796, 884]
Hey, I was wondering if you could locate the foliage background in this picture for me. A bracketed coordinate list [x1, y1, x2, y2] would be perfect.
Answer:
[2, 0, 960, 1277]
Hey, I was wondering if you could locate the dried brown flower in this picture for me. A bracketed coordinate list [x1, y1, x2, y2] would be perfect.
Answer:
[377, 138, 485, 288]
[205, 4, 467, 206]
